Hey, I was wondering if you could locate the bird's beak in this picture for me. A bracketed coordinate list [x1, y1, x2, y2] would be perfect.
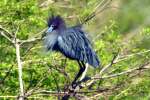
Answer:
[46, 26, 53, 33]
[42, 26, 53, 38]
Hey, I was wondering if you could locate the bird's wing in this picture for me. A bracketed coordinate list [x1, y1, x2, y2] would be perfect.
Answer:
[57, 27, 100, 67]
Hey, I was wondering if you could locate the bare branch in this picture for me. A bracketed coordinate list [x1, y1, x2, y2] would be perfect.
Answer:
[19, 28, 46, 45]
[93, 20, 115, 42]
[0, 25, 25, 99]
[15, 41, 24, 100]
[0, 95, 43, 99]
[82, 0, 112, 24]
[117, 49, 150, 62]
[0, 65, 13, 85]
[25, 67, 52, 97]
[19, 37, 43, 44]
[100, 51, 120, 75]
[99, 49, 150, 76]
[80, 50, 150, 88]
[51, 70, 61, 100]
[0, 25, 13, 37]
[30, 88, 109, 96]
[93, 62, 150, 79]
[0, 25, 46, 45]
[0, 32, 14, 44]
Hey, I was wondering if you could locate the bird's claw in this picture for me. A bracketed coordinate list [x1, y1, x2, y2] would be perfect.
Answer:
[71, 81, 78, 89]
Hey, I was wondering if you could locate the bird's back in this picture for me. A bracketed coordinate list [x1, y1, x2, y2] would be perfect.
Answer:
[57, 25, 100, 67]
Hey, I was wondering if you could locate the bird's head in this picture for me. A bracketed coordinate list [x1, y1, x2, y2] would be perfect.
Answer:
[46, 15, 66, 33]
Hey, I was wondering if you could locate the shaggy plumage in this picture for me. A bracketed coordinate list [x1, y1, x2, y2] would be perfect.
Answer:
[44, 15, 100, 85]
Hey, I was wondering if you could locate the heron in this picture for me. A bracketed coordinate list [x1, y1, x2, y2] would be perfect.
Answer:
[43, 15, 100, 87]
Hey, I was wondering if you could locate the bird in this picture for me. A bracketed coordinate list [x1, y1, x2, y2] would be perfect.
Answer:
[43, 15, 100, 87]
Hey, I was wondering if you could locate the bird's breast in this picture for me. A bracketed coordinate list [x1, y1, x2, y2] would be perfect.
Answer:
[44, 31, 58, 50]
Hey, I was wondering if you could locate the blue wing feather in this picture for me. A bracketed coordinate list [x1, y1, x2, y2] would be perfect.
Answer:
[57, 26, 100, 67]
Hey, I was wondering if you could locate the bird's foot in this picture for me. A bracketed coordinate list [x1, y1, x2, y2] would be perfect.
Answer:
[71, 81, 78, 89]
[74, 76, 91, 89]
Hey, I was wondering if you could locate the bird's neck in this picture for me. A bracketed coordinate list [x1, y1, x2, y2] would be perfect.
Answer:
[58, 23, 66, 32]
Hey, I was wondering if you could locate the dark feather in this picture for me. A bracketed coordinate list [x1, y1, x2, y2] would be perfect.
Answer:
[45, 16, 100, 67]
[47, 15, 66, 29]
[57, 26, 99, 67]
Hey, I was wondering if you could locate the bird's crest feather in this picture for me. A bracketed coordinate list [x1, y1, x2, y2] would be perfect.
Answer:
[47, 15, 65, 27]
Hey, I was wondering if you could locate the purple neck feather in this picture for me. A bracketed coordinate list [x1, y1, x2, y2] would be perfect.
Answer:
[48, 15, 66, 31]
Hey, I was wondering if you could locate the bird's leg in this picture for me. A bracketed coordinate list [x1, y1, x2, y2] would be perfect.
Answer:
[79, 63, 88, 81]
[71, 61, 85, 88]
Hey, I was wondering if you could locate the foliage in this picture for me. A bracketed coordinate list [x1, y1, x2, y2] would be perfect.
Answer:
[0, 0, 150, 100]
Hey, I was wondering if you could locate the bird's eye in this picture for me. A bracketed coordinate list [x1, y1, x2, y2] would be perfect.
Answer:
[51, 25, 57, 30]
[51, 25, 55, 27]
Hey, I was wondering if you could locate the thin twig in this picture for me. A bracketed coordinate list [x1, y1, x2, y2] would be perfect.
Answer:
[19, 28, 46, 45]
[0, 65, 13, 85]
[0, 95, 43, 99]
[93, 62, 150, 79]
[80, 50, 150, 88]
[100, 52, 120, 75]
[82, 0, 112, 24]
[93, 20, 115, 42]
[51, 70, 61, 100]
[0, 25, 13, 37]
[0, 32, 14, 44]
[25, 67, 52, 97]
[117, 50, 150, 62]
[19, 37, 43, 45]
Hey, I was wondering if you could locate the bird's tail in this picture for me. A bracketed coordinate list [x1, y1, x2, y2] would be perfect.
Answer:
[87, 51, 100, 68]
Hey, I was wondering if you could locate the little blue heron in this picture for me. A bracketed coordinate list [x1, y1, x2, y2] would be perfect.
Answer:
[43, 15, 100, 87]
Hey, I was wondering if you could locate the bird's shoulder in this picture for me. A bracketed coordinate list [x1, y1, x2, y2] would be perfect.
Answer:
[61, 25, 85, 38]
[59, 25, 91, 45]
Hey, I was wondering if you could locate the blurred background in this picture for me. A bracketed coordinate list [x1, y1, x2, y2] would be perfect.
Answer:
[0, 0, 150, 99]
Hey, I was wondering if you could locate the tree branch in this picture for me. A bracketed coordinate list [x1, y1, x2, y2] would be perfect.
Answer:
[0, 32, 14, 44]
[117, 50, 150, 62]
[0, 25, 13, 38]
[80, 50, 150, 88]
[82, 0, 112, 24]
[19, 28, 46, 45]
[15, 40, 24, 100]
[93, 62, 150, 79]
[0, 65, 13, 85]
